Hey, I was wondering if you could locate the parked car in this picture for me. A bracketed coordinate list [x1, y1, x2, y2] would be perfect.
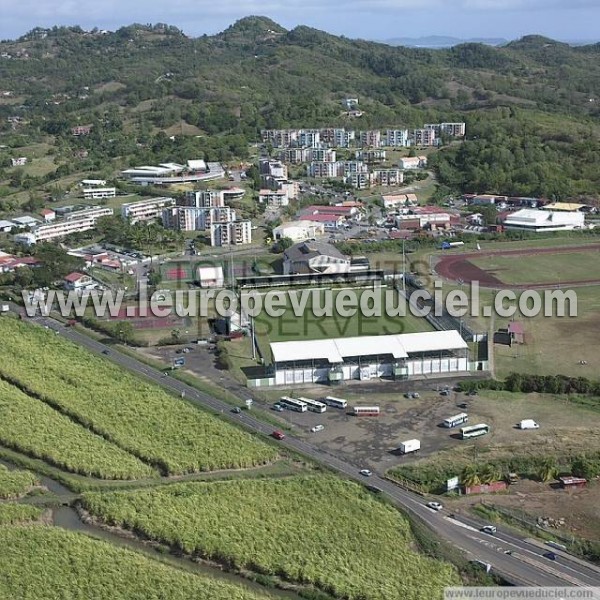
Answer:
[359, 469, 372, 477]
[426, 501, 443, 511]
[310, 425, 324, 433]
[481, 525, 497, 535]
[272, 403, 284, 412]
[271, 430, 285, 440]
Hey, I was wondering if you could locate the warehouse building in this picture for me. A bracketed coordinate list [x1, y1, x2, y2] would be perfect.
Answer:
[270, 330, 469, 385]
[503, 209, 584, 232]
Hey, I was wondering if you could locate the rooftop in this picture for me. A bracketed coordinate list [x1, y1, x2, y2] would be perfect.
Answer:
[271, 330, 468, 363]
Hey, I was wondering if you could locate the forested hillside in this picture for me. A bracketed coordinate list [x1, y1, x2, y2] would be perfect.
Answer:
[0, 16, 599, 198]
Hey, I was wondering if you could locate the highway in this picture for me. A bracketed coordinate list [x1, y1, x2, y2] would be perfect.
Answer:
[28, 314, 600, 588]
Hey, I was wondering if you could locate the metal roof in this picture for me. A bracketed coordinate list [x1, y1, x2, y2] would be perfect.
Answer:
[271, 330, 467, 364]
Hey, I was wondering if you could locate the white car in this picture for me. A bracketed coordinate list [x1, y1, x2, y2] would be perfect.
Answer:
[426, 501, 443, 511]
[311, 425, 325, 433]
[359, 469, 372, 477]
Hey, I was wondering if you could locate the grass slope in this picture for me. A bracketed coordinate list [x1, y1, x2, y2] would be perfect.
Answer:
[0, 504, 43, 525]
[0, 526, 276, 600]
[0, 378, 155, 479]
[82, 475, 459, 600]
[0, 319, 277, 475]
[0, 464, 39, 499]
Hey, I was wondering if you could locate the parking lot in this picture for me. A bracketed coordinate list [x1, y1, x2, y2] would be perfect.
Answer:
[266, 385, 484, 473]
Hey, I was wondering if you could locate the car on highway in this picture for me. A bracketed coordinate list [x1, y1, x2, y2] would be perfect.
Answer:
[271, 430, 285, 440]
[359, 469, 372, 477]
[310, 424, 324, 433]
[426, 501, 443, 511]
[543, 552, 558, 561]
[481, 525, 497, 534]
[102, 349, 110, 355]
[231, 407, 242, 414]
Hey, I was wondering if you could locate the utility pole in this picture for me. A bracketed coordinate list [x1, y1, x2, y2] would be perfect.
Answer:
[402, 238, 406, 293]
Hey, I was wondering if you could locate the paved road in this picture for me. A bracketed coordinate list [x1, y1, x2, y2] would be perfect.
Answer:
[28, 314, 600, 588]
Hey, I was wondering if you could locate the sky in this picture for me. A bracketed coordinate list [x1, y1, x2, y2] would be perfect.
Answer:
[1, 0, 599, 43]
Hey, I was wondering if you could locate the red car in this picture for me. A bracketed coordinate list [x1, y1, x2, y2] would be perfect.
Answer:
[271, 430, 285, 440]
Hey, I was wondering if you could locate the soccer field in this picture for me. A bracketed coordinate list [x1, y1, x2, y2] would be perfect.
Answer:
[252, 286, 434, 348]
[469, 250, 600, 286]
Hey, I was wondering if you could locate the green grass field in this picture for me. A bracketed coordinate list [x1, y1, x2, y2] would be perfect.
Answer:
[0, 504, 43, 526]
[469, 250, 600, 285]
[0, 526, 277, 600]
[0, 319, 277, 476]
[0, 465, 39, 499]
[253, 286, 433, 349]
[82, 475, 459, 600]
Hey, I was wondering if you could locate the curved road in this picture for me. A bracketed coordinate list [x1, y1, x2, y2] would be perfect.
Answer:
[30, 314, 600, 588]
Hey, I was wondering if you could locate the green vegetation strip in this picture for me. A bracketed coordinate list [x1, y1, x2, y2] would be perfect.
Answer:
[82, 475, 459, 600]
[0, 526, 276, 600]
[0, 379, 155, 479]
[0, 504, 43, 525]
[0, 319, 277, 475]
[0, 464, 39, 499]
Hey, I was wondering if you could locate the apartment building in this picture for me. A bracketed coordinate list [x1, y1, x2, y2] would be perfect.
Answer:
[278, 148, 309, 164]
[355, 150, 386, 163]
[83, 187, 116, 200]
[210, 220, 252, 247]
[425, 122, 466, 137]
[296, 129, 320, 148]
[412, 128, 437, 147]
[261, 129, 298, 148]
[342, 161, 368, 175]
[258, 190, 289, 207]
[121, 197, 175, 224]
[386, 129, 410, 147]
[345, 172, 372, 190]
[308, 161, 340, 178]
[359, 130, 382, 148]
[259, 159, 288, 179]
[373, 169, 404, 186]
[162, 206, 236, 232]
[181, 190, 225, 208]
[320, 128, 355, 148]
[26, 207, 114, 243]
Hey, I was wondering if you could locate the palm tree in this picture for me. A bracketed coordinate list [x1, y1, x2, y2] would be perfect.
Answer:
[461, 465, 481, 488]
[479, 464, 501, 485]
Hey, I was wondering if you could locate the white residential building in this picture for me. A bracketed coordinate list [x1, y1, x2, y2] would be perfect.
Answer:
[279, 148, 309, 164]
[22, 207, 114, 243]
[296, 129, 320, 148]
[210, 220, 252, 246]
[273, 220, 325, 242]
[399, 156, 428, 170]
[121, 197, 175, 224]
[373, 169, 404, 186]
[386, 129, 410, 147]
[356, 150, 386, 162]
[163, 206, 235, 232]
[425, 122, 466, 137]
[64, 206, 113, 223]
[320, 128, 355, 148]
[308, 162, 339, 178]
[182, 190, 225, 208]
[258, 189, 289, 207]
[359, 130, 382, 147]
[345, 172, 372, 189]
[412, 129, 437, 146]
[307, 148, 336, 163]
[83, 187, 116, 200]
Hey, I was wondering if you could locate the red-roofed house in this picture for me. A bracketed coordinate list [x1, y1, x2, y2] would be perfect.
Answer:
[63, 272, 93, 290]
[40, 208, 56, 222]
[0, 255, 40, 273]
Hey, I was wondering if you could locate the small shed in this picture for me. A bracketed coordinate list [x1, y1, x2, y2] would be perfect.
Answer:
[508, 321, 524, 344]
[559, 476, 586, 490]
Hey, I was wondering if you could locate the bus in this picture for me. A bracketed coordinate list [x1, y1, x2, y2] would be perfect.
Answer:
[279, 397, 308, 413]
[443, 413, 469, 428]
[353, 406, 380, 417]
[324, 396, 348, 409]
[297, 397, 327, 414]
[460, 423, 489, 440]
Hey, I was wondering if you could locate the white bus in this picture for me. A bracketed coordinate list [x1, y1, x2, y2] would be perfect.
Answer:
[324, 396, 348, 409]
[460, 423, 489, 440]
[279, 397, 308, 413]
[297, 397, 327, 414]
[353, 406, 380, 417]
[443, 413, 469, 428]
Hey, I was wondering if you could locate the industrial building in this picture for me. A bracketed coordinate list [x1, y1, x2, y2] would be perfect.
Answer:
[503, 209, 585, 232]
[270, 330, 469, 385]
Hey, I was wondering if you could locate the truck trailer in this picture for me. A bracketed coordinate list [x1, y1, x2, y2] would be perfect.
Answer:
[397, 439, 421, 454]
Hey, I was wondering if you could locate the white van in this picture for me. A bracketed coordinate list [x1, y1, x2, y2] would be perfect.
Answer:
[518, 419, 539, 430]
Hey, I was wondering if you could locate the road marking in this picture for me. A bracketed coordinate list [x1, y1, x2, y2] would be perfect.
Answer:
[444, 516, 479, 532]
